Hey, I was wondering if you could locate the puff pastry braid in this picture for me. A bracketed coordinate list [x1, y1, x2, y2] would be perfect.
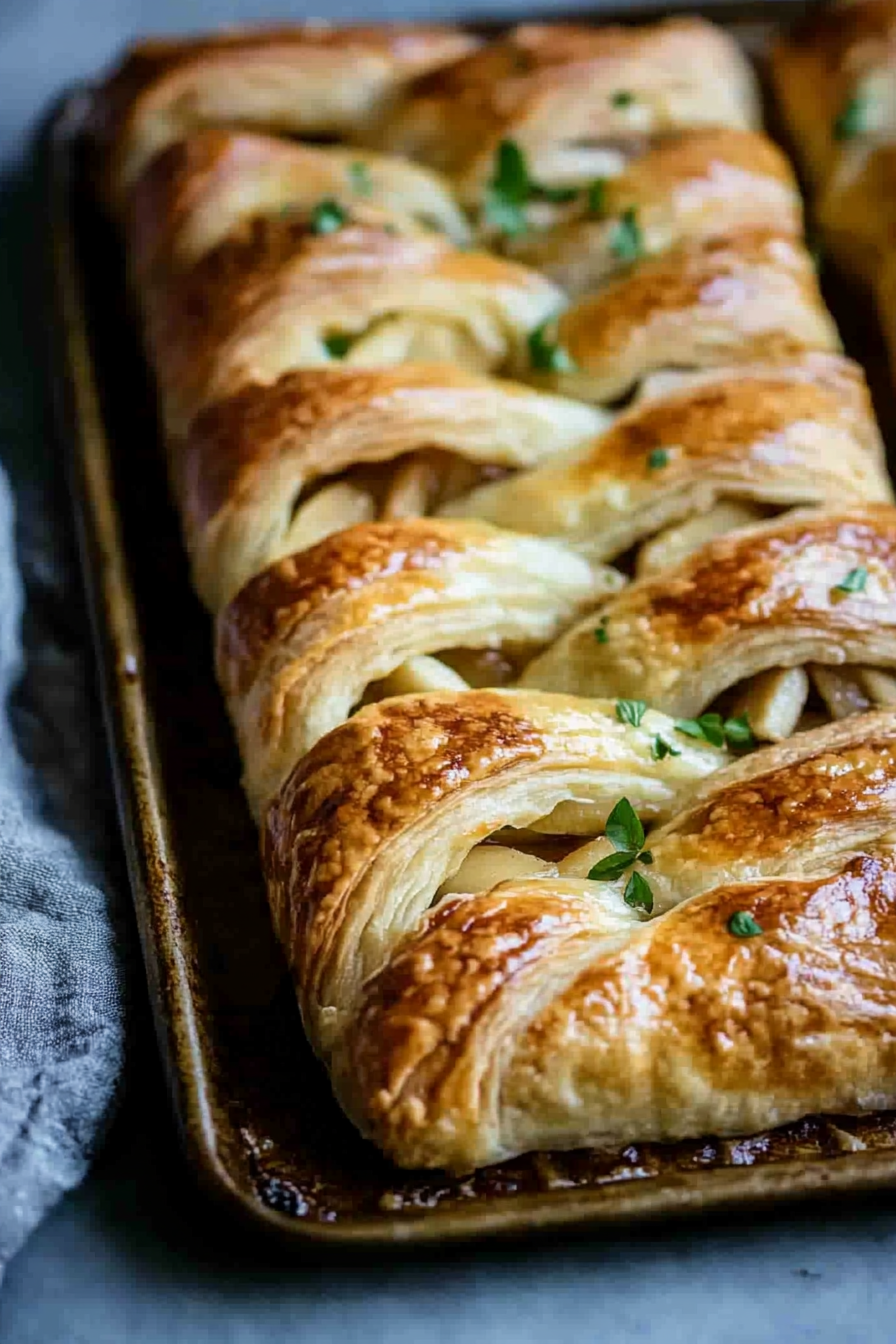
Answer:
[98, 14, 896, 1172]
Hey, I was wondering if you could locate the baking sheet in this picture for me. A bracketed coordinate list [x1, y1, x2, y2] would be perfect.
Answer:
[42, 4, 896, 1248]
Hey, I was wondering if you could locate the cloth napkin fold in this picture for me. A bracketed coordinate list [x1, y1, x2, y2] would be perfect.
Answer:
[0, 165, 130, 1274]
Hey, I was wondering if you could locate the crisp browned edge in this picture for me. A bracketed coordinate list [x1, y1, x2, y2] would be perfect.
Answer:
[41, 7, 896, 1251]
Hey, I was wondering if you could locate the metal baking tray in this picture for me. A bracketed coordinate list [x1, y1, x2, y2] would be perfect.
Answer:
[42, 2, 896, 1248]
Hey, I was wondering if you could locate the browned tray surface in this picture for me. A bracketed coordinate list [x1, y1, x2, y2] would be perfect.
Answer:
[43, 3, 896, 1248]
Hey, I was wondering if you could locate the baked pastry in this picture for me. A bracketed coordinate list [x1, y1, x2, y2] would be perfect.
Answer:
[216, 520, 622, 816]
[772, 2, 896, 364]
[180, 365, 606, 611]
[498, 128, 803, 295]
[522, 506, 896, 738]
[91, 23, 479, 208]
[97, 15, 896, 1173]
[265, 702, 896, 1171]
[373, 19, 760, 203]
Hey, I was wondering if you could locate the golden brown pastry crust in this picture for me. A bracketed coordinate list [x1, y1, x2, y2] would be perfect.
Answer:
[375, 19, 760, 203]
[529, 232, 840, 404]
[180, 364, 606, 611]
[521, 505, 896, 711]
[500, 128, 802, 295]
[442, 355, 890, 560]
[264, 704, 896, 1171]
[107, 14, 896, 1174]
[92, 23, 479, 207]
[216, 519, 622, 815]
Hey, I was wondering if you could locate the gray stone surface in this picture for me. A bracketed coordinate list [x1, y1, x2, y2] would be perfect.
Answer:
[1, 0, 896, 1339]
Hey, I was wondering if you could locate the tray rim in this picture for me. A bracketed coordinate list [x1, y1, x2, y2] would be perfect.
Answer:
[42, 22, 896, 1249]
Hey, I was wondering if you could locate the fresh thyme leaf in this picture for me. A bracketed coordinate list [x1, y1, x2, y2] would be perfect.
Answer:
[348, 161, 373, 196]
[587, 850, 639, 881]
[310, 198, 348, 234]
[616, 699, 648, 728]
[533, 183, 580, 203]
[528, 320, 577, 372]
[595, 618, 609, 644]
[624, 870, 654, 913]
[723, 713, 755, 748]
[675, 713, 726, 748]
[605, 797, 645, 854]
[323, 332, 354, 358]
[834, 94, 869, 140]
[833, 566, 868, 595]
[609, 207, 644, 262]
[587, 178, 608, 217]
[652, 734, 681, 760]
[647, 447, 669, 470]
[612, 90, 635, 108]
[482, 138, 530, 237]
[727, 910, 763, 938]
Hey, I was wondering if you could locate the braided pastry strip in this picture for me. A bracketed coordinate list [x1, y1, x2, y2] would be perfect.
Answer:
[267, 704, 896, 1171]
[96, 16, 896, 1171]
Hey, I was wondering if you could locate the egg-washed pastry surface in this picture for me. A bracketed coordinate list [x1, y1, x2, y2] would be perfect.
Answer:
[96, 15, 896, 1172]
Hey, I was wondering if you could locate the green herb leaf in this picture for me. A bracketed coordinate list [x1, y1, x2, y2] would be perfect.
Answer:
[638, 850, 654, 865]
[609, 207, 644, 262]
[587, 849, 639, 881]
[652, 734, 681, 761]
[727, 910, 763, 938]
[482, 138, 531, 237]
[532, 183, 580, 203]
[594, 618, 609, 644]
[348, 161, 373, 196]
[833, 566, 868, 595]
[612, 90, 635, 108]
[616, 699, 648, 728]
[587, 178, 607, 217]
[323, 332, 354, 359]
[647, 447, 669, 471]
[675, 712, 726, 747]
[723, 713, 755, 748]
[624, 870, 654, 913]
[834, 94, 868, 140]
[528, 321, 577, 372]
[310, 198, 348, 234]
[605, 796, 645, 854]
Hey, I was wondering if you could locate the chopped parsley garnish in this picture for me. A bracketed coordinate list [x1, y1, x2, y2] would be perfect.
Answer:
[348, 161, 373, 196]
[310, 198, 348, 234]
[652, 734, 681, 761]
[323, 332, 354, 358]
[595, 618, 610, 644]
[612, 90, 635, 108]
[675, 712, 754, 750]
[588, 178, 607, 217]
[610, 207, 644, 262]
[528, 320, 577, 372]
[833, 566, 868, 595]
[616, 698, 648, 728]
[834, 94, 869, 141]
[727, 910, 763, 938]
[587, 798, 654, 911]
[647, 447, 670, 471]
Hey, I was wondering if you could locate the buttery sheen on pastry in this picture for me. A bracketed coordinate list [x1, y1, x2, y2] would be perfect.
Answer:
[98, 14, 896, 1175]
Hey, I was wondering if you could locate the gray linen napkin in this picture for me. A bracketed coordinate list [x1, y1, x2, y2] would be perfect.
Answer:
[0, 167, 130, 1273]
